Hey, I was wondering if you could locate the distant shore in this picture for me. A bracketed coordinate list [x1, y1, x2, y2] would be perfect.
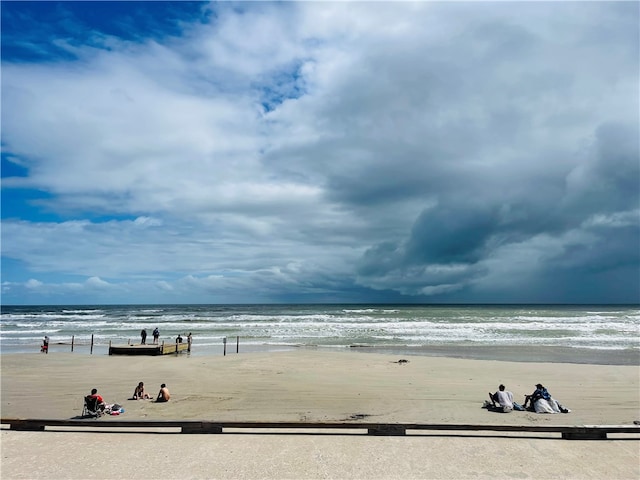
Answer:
[4, 341, 639, 366]
[348, 344, 640, 366]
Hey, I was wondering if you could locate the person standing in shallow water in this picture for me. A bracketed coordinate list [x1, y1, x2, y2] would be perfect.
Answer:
[140, 329, 147, 345]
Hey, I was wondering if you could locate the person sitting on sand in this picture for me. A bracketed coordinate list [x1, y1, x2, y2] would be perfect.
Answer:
[524, 383, 549, 410]
[489, 384, 514, 412]
[89, 388, 106, 411]
[524, 383, 570, 413]
[132, 381, 151, 400]
[156, 383, 170, 402]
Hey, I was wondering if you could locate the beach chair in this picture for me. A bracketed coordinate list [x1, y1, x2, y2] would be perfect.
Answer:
[82, 395, 103, 418]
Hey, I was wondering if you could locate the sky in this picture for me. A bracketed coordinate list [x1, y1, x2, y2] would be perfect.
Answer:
[1, 1, 639, 305]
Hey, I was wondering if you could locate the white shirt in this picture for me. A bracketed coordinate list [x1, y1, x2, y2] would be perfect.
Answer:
[495, 390, 514, 408]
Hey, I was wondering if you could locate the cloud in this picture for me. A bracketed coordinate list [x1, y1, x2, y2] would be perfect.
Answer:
[1, 2, 638, 304]
[564, 123, 640, 215]
[25, 279, 43, 289]
[85, 276, 115, 290]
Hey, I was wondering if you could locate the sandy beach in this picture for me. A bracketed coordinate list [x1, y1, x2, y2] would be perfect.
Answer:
[2, 349, 639, 479]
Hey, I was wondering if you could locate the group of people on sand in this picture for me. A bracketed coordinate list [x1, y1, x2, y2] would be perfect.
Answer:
[87, 382, 170, 413]
[140, 329, 192, 346]
[131, 381, 171, 402]
[487, 383, 570, 414]
[140, 328, 160, 345]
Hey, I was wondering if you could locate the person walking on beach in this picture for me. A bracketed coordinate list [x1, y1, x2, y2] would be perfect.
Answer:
[156, 383, 170, 402]
[152, 327, 159, 344]
[41, 335, 49, 354]
[140, 329, 147, 345]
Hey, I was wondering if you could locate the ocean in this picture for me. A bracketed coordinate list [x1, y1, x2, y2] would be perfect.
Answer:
[1, 304, 638, 364]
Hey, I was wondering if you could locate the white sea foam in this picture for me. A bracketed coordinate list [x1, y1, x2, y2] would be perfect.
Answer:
[1, 304, 638, 355]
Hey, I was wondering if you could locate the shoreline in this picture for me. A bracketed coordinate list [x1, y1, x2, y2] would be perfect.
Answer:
[347, 344, 640, 366]
[3, 342, 638, 366]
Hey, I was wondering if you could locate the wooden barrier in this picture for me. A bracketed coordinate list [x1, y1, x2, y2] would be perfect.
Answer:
[1, 418, 638, 440]
[108, 343, 189, 356]
[220, 336, 240, 355]
[30, 334, 205, 354]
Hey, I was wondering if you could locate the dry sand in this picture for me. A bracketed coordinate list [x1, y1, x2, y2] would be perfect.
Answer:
[2, 350, 639, 479]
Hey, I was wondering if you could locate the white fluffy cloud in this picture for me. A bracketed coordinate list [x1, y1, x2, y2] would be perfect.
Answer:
[2, 2, 638, 304]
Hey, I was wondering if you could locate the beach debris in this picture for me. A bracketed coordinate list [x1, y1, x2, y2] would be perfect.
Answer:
[344, 413, 370, 421]
[392, 359, 409, 364]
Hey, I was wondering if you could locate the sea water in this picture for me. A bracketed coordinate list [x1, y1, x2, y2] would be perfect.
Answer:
[1, 304, 638, 363]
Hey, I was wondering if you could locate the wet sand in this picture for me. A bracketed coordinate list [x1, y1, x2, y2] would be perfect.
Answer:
[2, 350, 639, 424]
[1, 350, 639, 479]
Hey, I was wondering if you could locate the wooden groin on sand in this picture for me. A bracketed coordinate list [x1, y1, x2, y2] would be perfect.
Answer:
[2, 418, 639, 440]
[36, 335, 243, 355]
[108, 341, 190, 356]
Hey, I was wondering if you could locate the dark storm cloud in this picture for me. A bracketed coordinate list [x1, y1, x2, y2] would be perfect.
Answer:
[306, 4, 636, 302]
[564, 123, 640, 215]
[356, 119, 640, 301]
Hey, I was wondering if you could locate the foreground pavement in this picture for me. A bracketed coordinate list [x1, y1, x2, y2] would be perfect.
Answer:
[2, 428, 639, 479]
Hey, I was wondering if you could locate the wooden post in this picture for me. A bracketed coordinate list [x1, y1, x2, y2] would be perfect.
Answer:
[90, 334, 94, 354]
[236, 336, 239, 354]
[71, 335, 74, 352]
[109, 340, 112, 356]
[223, 337, 227, 356]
